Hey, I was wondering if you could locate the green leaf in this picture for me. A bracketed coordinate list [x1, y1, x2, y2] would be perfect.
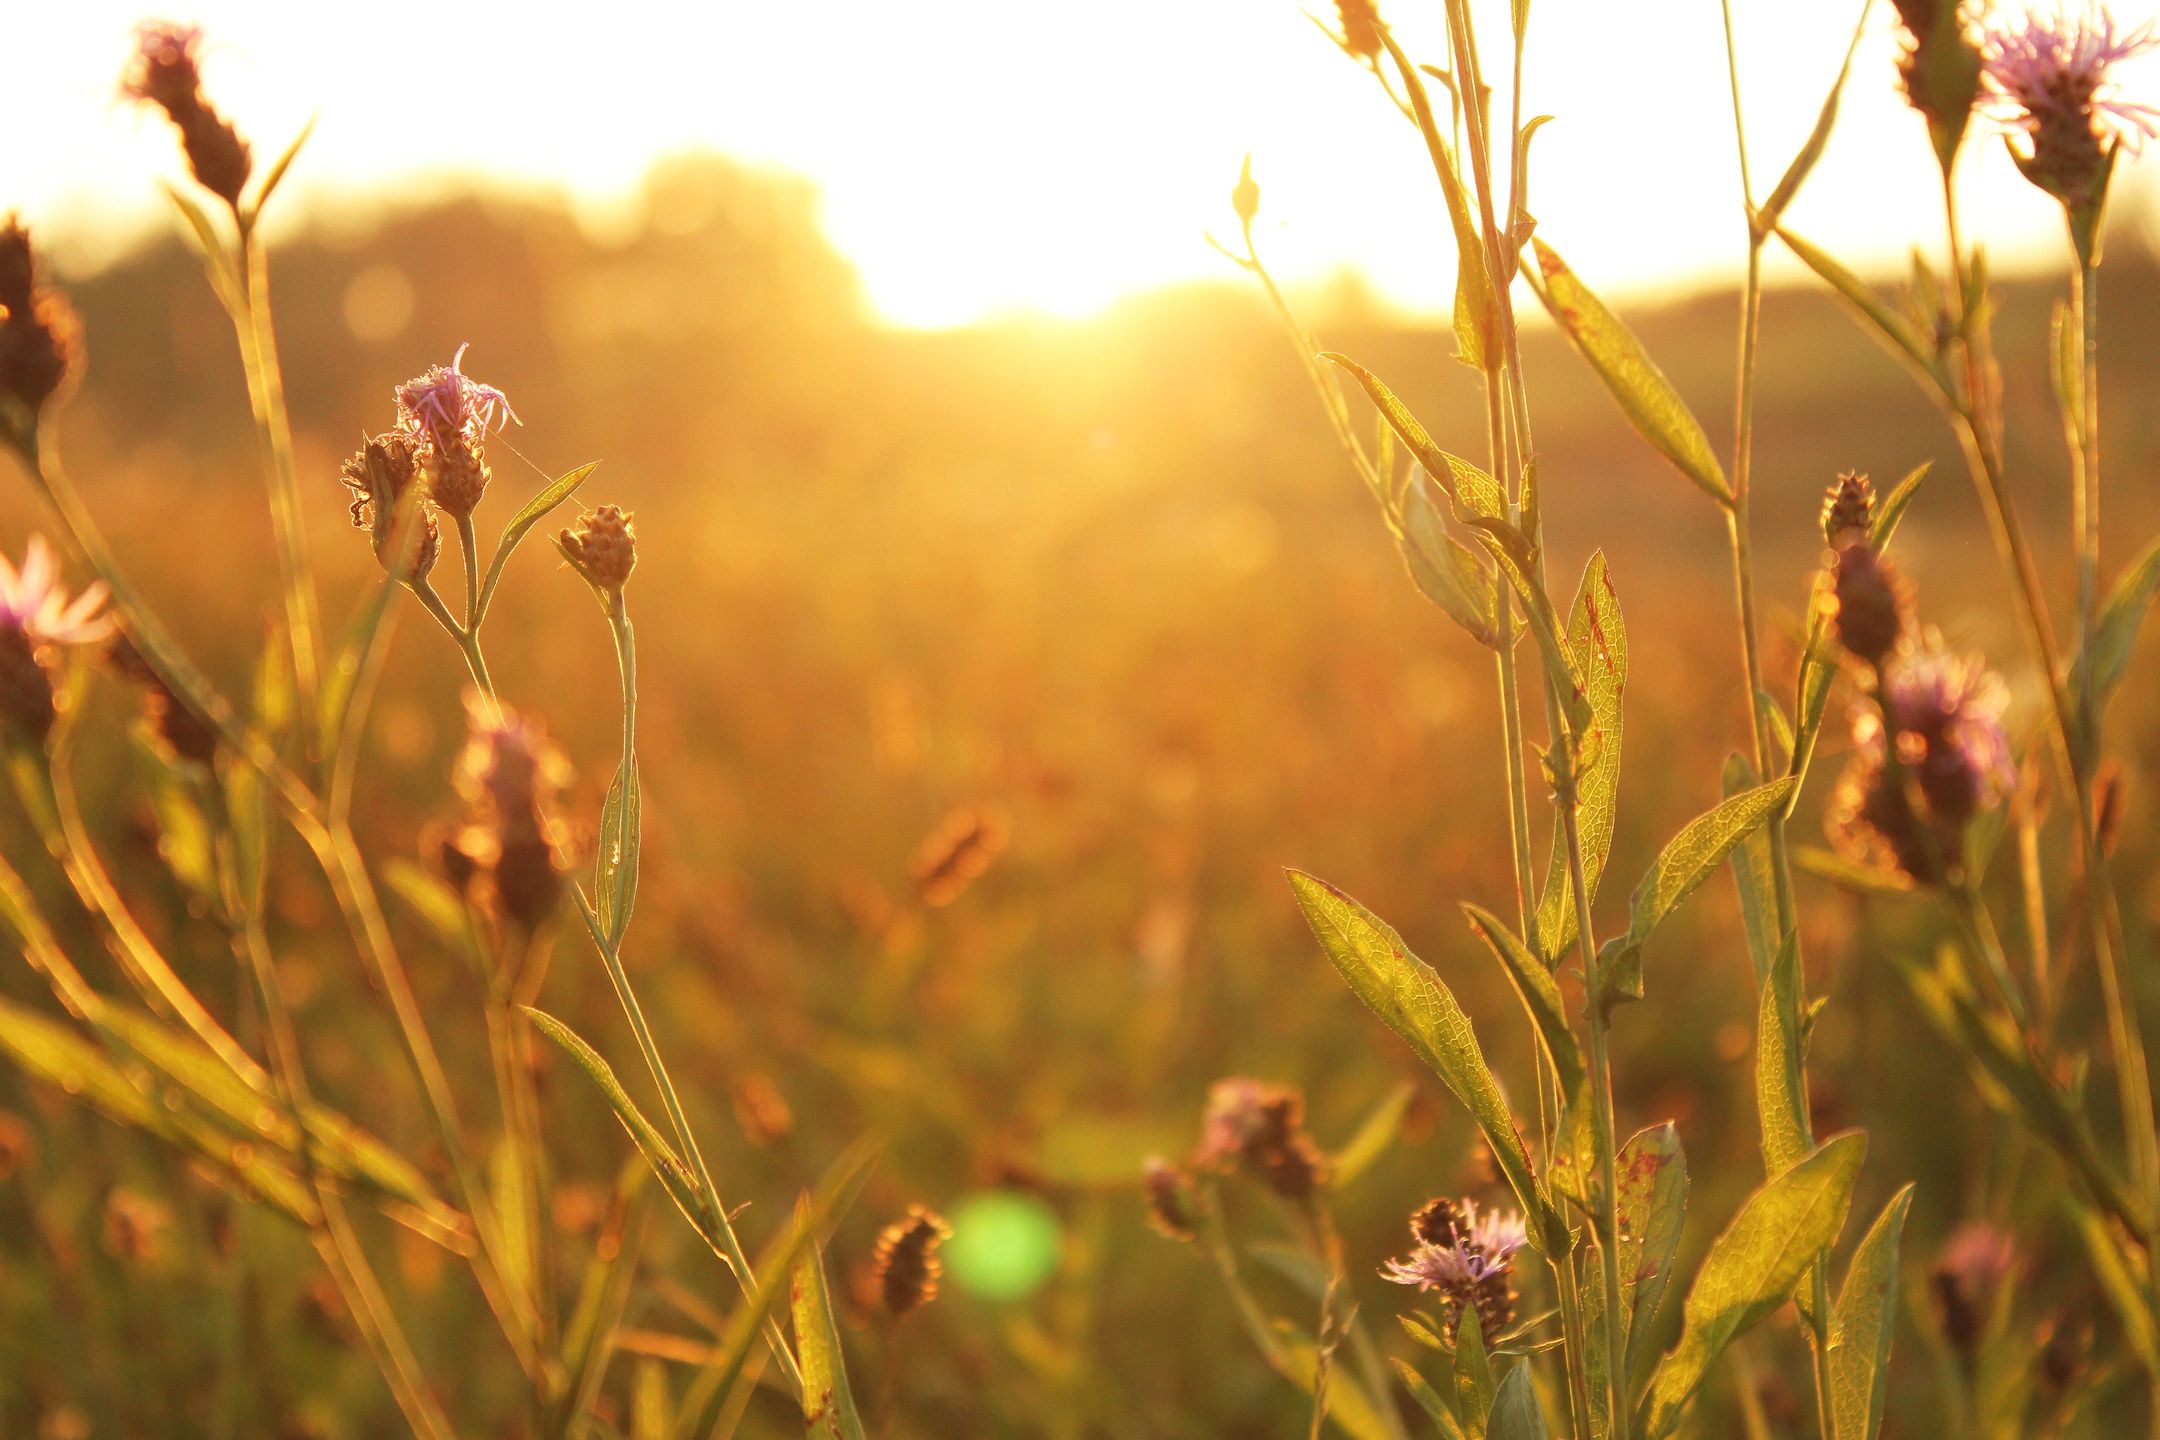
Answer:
[1330, 1082, 1417, 1191]
[1273, 1331, 1400, 1440]
[1322, 354, 1462, 494]
[525, 1006, 721, 1252]
[561, 1162, 652, 1432]
[1488, 1362, 1552, 1440]
[319, 562, 406, 757]
[1618, 1123, 1689, 1388]
[1379, 29, 1499, 370]
[159, 181, 239, 303]
[1288, 872, 1563, 1252]
[1639, 1133, 1866, 1438]
[477, 461, 602, 622]
[382, 858, 480, 960]
[243, 114, 318, 228]
[1399, 477, 1502, 650]
[1775, 226, 1942, 388]
[793, 1219, 867, 1440]
[1392, 1358, 1469, 1440]
[1537, 551, 1627, 961]
[1722, 756, 1779, 986]
[1828, 1186, 1915, 1440]
[2070, 532, 2160, 735]
[1529, 240, 1728, 506]
[1754, 1, 1870, 235]
[597, 757, 643, 947]
[1600, 778, 1799, 1004]
[2051, 299, 2083, 456]
[1463, 904, 1584, 1099]
[1455, 1307, 1494, 1430]
[1754, 933, 1811, 1176]
[1872, 462, 1931, 551]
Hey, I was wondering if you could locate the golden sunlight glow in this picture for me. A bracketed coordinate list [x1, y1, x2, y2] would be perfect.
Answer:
[11, 1, 2160, 327]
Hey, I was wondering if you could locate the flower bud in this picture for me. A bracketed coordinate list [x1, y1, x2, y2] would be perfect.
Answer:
[872, 1205, 951, 1317]
[121, 24, 253, 208]
[559, 505, 638, 592]
[1827, 537, 1907, 669]
[339, 433, 438, 581]
[0, 219, 81, 434]
[1820, 471, 1875, 545]
[1891, 0, 1984, 174]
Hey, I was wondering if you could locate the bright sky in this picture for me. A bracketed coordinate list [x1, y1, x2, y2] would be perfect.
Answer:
[7, 1, 2159, 328]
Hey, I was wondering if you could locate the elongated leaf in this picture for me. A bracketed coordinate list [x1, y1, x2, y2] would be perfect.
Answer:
[1463, 903, 1584, 1099]
[1331, 1082, 1416, 1191]
[1723, 756, 1779, 985]
[1531, 240, 1728, 505]
[478, 460, 602, 619]
[2068, 1201, 2160, 1371]
[1489, 1362, 1552, 1440]
[1400, 477, 1502, 649]
[1392, 1358, 1469, 1440]
[561, 1163, 652, 1431]
[1619, 1123, 1689, 1388]
[1601, 779, 1798, 1004]
[382, 857, 479, 959]
[1537, 552, 1627, 960]
[244, 114, 318, 225]
[1380, 28, 1498, 369]
[598, 757, 643, 946]
[1754, 932, 1811, 1176]
[2070, 533, 2160, 732]
[1323, 354, 1460, 490]
[525, 1006, 719, 1250]
[1754, 1, 1869, 234]
[1639, 1133, 1866, 1437]
[793, 1223, 867, 1440]
[160, 181, 239, 302]
[1775, 227, 1941, 386]
[1288, 872, 1563, 1252]
[1829, 1186, 1915, 1440]
[1455, 1307, 1493, 1430]
[1872, 462, 1929, 551]
[1274, 1332, 1399, 1440]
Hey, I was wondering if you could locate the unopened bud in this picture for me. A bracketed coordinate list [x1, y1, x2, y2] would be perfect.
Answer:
[1821, 471, 1875, 544]
[872, 1205, 951, 1317]
[559, 504, 637, 592]
[1828, 537, 1907, 668]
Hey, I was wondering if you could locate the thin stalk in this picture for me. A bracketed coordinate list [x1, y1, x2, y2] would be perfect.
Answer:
[594, 595, 804, 1395]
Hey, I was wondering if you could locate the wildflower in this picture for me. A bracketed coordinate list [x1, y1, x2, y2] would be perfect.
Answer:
[1143, 1156, 1200, 1242]
[1983, 3, 2158, 233]
[0, 537, 114, 742]
[1826, 536, 1909, 669]
[1830, 633, 2012, 883]
[338, 432, 438, 581]
[1891, 0, 1985, 170]
[452, 693, 572, 933]
[1928, 1220, 2017, 1357]
[108, 637, 217, 767]
[1384, 1196, 1528, 1338]
[394, 344, 518, 518]
[1192, 1077, 1328, 1201]
[912, 804, 1009, 908]
[1335, 0, 1384, 61]
[559, 505, 637, 592]
[872, 1205, 951, 1317]
[1820, 471, 1875, 545]
[0, 219, 81, 435]
[121, 23, 252, 208]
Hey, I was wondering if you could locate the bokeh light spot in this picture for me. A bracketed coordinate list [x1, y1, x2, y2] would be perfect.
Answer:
[943, 1190, 1062, 1302]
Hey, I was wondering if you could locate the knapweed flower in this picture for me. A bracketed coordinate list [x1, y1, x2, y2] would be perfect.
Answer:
[0, 537, 114, 741]
[450, 692, 572, 933]
[1191, 1077, 1328, 1201]
[394, 344, 518, 518]
[1143, 1156, 1200, 1242]
[1984, 3, 2158, 225]
[871, 1206, 951, 1317]
[121, 23, 252, 208]
[1929, 1220, 2017, 1356]
[1826, 534, 1909, 669]
[1830, 632, 2012, 883]
[0, 219, 81, 435]
[558, 505, 637, 593]
[338, 432, 437, 582]
[1892, 0, 1986, 170]
[1383, 1196, 1528, 1338]
[1821, 471, 1876, 545]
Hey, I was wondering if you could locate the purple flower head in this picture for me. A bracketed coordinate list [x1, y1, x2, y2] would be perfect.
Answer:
[1381, 1199, 1527, 1292]
[1860, 633, 2016, 813]
[0, 536, 113, 648]
[1984, 3, 2159, 154]
[121, 22, 207, 110]
[395, 344, 519, 454]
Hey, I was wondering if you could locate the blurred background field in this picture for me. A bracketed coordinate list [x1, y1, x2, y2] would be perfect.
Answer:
[5, 152, 2160, 1435]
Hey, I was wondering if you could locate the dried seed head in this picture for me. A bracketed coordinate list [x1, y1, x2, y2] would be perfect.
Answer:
[912, 804, 1009, 907]
[1191, 1076, 1328, 1201]
[122, 23, 253, 207]
[0, 219, 82, 434]
[1821, 471, 1876, 544]
[872, 1205, 951, 1317]
[1826, 537, 1909, 669]
[1892, 0, 1985, 172]
[339, 432, 438, 580]
[559, 505, 637, 592]
[1982, 4, 2157, 237]
[1335, 0, 1384, 59]
[1929, 1220, 2016, 1356]
[1383, 1197, 1528, 1339]
[1143, 1156, 1199, 1242]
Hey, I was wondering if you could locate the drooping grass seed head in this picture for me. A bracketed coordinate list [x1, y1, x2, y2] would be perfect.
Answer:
[121, 23, 253, 208]
[1929, 1220, 2017, 1357]
[339, 432, 438, 581]
[1383, 1197, 1527, 1338]
[1982, 3, 2157, 247]
[0, 536, 114, 743]
[0, 219, 82, 440]
[872, 1205, 952, 1317]
[1821, 471, 1876, 544]
[1143, 1157, 1199, 1242]
[559, 505, 637, 592]
[1825, 536, 1909, 670]
[1892, 0, 1985, 171]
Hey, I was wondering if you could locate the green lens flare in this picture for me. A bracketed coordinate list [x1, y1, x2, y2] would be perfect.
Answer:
[944, 1190, 1062, 1301]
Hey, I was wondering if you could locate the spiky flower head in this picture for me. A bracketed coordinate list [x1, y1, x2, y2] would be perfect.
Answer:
[1826, 536, 1910, 669]
[452, 692, 571, 932]
[394, 344, 518, 517]
[872, 1206, 951, 1317]
[559, 505, 637, 592]
[1, 537, 114, 650]
[1384, 1196, 1527, 1338]
[338, 432, 437, 581]
[1830, 632, 2012, 883]
[1821, 471, 1876, 544]
[1982, 3, 2158, 241]
[1892, 0, 1986, 171]
[121, 23, 252, 208]
[1192, 1076, 1328, 1201]
[0, 218, 81, 438]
